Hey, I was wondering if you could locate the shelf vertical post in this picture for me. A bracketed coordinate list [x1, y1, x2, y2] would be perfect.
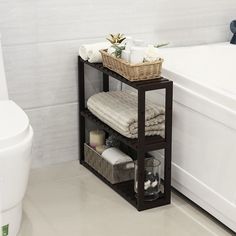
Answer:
[164, 82, 173, 203]
[78, 56, 85, 163]
[103, 73, 109, 92]
[137, 88, 146, 210]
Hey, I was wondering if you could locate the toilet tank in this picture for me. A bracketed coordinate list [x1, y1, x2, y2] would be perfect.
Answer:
[0, 36, 9, 100]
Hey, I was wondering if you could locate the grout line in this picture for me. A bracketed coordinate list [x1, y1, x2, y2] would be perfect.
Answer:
[1, 31, 154, 47]
[2, 36, 104, 47]
[24, 101, 78, 112]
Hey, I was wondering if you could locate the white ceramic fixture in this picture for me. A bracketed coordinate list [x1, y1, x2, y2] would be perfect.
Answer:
[0, 35, 33, 236]
[152, 43, 236, 232]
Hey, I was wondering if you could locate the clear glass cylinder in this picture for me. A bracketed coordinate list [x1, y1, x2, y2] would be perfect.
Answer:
[134, 157, 161, 201]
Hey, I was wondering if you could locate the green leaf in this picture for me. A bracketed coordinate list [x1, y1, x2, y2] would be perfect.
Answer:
[111, 45, 125, 58]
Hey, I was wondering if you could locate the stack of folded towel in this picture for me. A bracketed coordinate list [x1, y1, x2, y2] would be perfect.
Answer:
[79, 42, 110, 63]
[87, 91, 165, 139]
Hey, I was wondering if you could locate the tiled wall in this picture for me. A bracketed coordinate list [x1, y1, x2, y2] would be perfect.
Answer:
[0, 0, 235, 168]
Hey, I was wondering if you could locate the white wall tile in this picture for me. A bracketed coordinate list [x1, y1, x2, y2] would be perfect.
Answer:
[3, 39, 106, 109]
[35, 0, 236, 44]
[1, 0, 236, 167]
[26, 103, 78, 168]
[0, 0, 36, 45]
[153, 26, 232, 47]
[35, 0, 157, 42]
[1, 0, 235, 46]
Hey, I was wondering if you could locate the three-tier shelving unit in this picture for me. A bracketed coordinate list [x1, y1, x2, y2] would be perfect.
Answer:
[78, 56, 173, 211]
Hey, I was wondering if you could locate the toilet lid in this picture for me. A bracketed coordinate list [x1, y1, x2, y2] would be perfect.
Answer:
[0, 100, 30, 148]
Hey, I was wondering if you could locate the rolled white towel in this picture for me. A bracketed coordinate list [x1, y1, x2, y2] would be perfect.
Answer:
[102, 147, 133, 165]
[79, 42, 110, 63]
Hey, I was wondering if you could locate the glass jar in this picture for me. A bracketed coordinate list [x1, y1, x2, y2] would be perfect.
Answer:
[134, 158, 161, 201]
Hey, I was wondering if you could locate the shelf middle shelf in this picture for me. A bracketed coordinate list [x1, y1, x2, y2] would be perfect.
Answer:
[81, 109, 167, 152]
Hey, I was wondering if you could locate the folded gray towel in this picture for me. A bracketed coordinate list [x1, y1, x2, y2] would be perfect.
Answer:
[87, 90, 165, 138]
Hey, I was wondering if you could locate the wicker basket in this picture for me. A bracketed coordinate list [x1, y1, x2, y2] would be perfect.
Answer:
[84, 143, 134, 184]
[100, 49, 163, 81]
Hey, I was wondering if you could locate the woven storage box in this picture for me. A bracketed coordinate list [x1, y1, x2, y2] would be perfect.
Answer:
[84, 143, 134, 184]
[100, 49, 163, 81]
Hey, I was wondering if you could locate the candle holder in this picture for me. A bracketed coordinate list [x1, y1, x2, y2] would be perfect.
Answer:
[134, 157, 161, 201]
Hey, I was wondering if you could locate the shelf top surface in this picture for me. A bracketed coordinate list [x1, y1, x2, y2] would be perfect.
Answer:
[79, 57, 171, 89]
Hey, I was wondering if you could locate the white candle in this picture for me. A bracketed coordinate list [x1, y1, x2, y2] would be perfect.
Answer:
[89, 129, 105, 148]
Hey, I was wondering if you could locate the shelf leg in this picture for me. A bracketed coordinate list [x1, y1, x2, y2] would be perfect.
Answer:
[137, 89, 146, 210]
[102, 73, 110, 139]
[103, 73, 109, 92]
[164, 82, 173, 202]
[78, 57, 85, 164]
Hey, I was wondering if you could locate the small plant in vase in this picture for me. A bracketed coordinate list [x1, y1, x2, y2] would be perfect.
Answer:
[106, 33, 126, 44]
[107, 33, 126, 58]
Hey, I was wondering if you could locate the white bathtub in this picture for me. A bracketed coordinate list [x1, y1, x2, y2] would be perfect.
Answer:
[155, 43, 236, 232]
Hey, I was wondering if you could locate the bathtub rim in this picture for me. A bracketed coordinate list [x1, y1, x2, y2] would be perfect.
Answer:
[162, 68, 236, 131]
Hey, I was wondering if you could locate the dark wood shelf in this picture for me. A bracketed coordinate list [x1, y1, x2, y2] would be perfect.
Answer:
[81, 109, 166, 152]
[82, 59, 170, 90]
[78, 56, 173, 210]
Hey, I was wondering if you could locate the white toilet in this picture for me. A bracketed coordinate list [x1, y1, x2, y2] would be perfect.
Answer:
[0, 37, 33, 236]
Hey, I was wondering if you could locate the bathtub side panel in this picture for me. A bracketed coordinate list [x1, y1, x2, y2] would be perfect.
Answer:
[150, 86, 236, 232]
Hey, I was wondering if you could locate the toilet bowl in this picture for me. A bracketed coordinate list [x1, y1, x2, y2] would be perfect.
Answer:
[0, 35, 33, 236]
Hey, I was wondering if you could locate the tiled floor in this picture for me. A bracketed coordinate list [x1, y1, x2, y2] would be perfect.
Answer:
[19, 161, 234, 236]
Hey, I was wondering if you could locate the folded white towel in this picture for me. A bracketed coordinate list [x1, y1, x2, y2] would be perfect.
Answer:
[79, 42, 110, 63]
[102, 147, 133, 165]
[87, 91, 165, 138]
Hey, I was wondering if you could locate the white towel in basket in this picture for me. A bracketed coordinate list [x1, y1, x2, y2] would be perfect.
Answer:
[102, 147, 133, 165]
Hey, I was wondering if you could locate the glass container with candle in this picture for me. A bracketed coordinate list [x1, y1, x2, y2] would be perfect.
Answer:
[134, 157, 161, 201]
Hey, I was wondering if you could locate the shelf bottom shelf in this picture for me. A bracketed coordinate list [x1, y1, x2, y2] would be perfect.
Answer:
[81, 160, 170, 211]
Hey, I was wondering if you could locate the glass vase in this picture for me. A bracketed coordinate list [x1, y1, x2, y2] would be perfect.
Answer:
[134, 157, 161, 201]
